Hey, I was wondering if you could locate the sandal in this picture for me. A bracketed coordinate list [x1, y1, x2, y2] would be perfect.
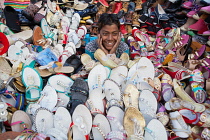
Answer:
[189, 69, 207, 103]
[124, 106, 145, 139]
[165, 97, 205, 113]
[92, 114, 111, 140]
[164, 28, 182, 50]
[21, 66, 43, 103]
[169, 111, 192, 138]
[161, 74, 175, 102]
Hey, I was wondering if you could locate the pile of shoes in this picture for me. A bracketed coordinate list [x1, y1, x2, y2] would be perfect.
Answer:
[0, 0, 210, 140]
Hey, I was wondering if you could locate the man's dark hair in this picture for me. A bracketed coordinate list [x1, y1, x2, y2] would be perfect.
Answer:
[98, 13, 120, 32]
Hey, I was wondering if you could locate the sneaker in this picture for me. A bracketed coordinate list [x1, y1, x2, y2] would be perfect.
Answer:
[138, 14, 148, 23]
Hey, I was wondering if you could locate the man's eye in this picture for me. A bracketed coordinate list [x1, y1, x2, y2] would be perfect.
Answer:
[103, 33, 108, 36]
[113, 33, 118, 36]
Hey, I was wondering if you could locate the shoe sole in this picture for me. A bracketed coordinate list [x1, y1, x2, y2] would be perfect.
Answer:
[200, 9, 210, 14]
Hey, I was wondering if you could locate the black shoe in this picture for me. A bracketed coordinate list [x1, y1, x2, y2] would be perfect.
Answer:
[160, 21, 171, 30]
[165, 0, 182, 13]
[4, 6, 21, 33]
[147, 25, 156, 35]
[138, 14, 148, 23]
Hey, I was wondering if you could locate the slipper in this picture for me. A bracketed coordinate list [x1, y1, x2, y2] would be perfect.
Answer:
[40, 18, 51, 39]
[189, 69, 206, 103]
[88, 64, 107, 93]
[144, 119, 168, 140]
[48, 74, 74, 93]
[124, 106, 146, 139]
[67, 29, 81, 48]
[47, 0, 57, 13]
[126, 62, 138, 85]
[0, 32, 9, 55]
[103, 79, 122, 102]
[68, 78, 89, 115]
[61, 16, 70, 34]
[33, 25, 46, 47]
[76, 25, 87, 39]
[92, 114, 111, 140]
[86, 88, 105, 115]
[73, 0, 89, 10]
[34, 108, 54, 134]
[136, 57, 155, 81]
[123, 84, 140, 109]
[59, 42, 76, 64]
[63, 54, 83, 74]
[70, 13, 81, 30]
[165, 97, 205, 113]
[11, 110, 32, 132]
[109, 66, 128, 86]
[94, 49, 118, 69]
[37, 85, 57, 111]
[56, 92, 70, 107]
[7, 40, 30, 64]
[169, 111, 192, 138]
[80, 53, 97, 71]
[0, 57, 12, 75]
[106, 106, 126, 140]
[54, 107, 72, 135]
[161, 74, 175, 102]
[46, 128, 68, 140]
[22, 66, 43, 103]
[71, 104, 92, 140]
[139, 90, 157, 125]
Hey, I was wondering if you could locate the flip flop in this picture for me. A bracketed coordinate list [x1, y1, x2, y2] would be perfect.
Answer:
[144, 119, 168, 140]
[139, 90, 157, 125]
[124, 106, 146, 139]
[22, 66, 43, 103]
[11, 110, 32, 132]
[68, 78, 89, 115]
[76, 25, 87, 39]
[106, 106, 126, 140]
[7, 40, 30, 64]
[136, 57, 155, 81]
[54, 107, 72, 135]
[0, 102, 8, 122]
[37, 85, 57, 111]
[123, 84, 140, 109]
[56, 92, 70, 107]
[88, 64, 107, 93]
[109, 66, 128, 86]
[92, 114, 111, 140]
[67, 29, 81, 48]
[103, 79, 122, 102]
[86, 88, 105, 115]
[34, 108, 54, 134]
[71, 104, 92, 140]
[48, 74, 74, 93]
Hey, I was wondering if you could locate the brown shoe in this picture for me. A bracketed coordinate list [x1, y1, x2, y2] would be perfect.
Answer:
[132, 12, 140, 27]
[135, 0, 142, 11]
[121, 2, 129, 13]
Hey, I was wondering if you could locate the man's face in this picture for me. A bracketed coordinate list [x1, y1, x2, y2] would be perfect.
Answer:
[99, 24, 119, 51]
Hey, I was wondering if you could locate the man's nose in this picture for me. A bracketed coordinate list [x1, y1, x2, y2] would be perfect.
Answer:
[108, 34, 113, 40]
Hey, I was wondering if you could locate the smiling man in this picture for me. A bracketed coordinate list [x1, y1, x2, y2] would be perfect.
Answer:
[85, 13, 129, 59]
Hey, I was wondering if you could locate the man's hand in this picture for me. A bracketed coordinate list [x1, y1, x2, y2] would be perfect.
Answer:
[97, 34, 108, 54]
